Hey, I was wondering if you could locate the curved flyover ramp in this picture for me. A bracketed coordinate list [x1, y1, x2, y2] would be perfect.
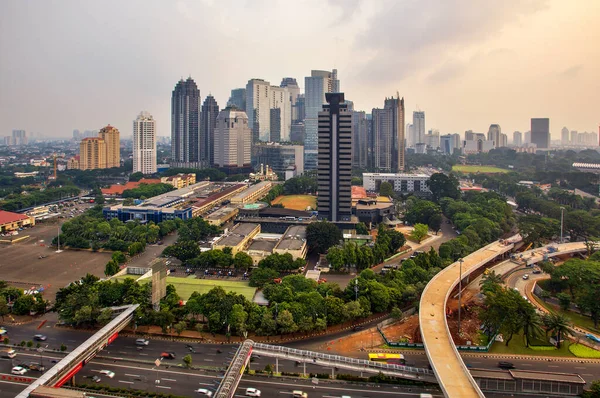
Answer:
[419, 239, 515, 398]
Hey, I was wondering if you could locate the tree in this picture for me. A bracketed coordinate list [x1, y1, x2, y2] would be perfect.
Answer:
[277, 309, 298, 334]
[588, 379, 600, 396]
[479, 271, 503, 292]
[162, 240, 200, 262]
[326, 246, 345, 271]
[428, 214, 443, 233]
[427, 173, 460, 202]
[521, 307, 543, 347]
[379, 182, 394, 197]
[557, 293, 571, 311]
[0, 296, 9, 320]
[229, 304, 248, 337]
[355, 222, 369, 235]
[233, 252, 253, 270]
[174, 320, 187, 336]
[249, 268, 279, 288]
[410, 223, 428, 242]
[97, 308, 113, 325]
[391, 306, 403, 320]
[129, 172, 144, 182]
[104, 260, 120, 276]
[183, 354, 192, 368]
[543, 313, 573, 349]
[344, 300, 364, 323]
[111, 251, 127, 264]
[306, 221, 342, 253]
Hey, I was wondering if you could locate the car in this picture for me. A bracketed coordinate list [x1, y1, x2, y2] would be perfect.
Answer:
[91, 375, 101, 383]
[12, 366, 27, 375]
[33, 334, 47, 341]
[99, 370, 115, 378]
[27, 363, 45, 372]
[585, 333, 600, 343]
[292, 391, 308, 398]
[245, 388, 261, 397]
[532, 268, 542, 274]
[195, 388, 213, 396]
[522, 274, 529, 280]
[498, 361, 515, 369]
[135, 338, 149, 346]
[161, 352, 176, 359]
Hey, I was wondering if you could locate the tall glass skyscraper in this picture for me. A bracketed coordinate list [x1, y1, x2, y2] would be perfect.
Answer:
[171, 77, 200, 167]
[200, 95, 219, 167]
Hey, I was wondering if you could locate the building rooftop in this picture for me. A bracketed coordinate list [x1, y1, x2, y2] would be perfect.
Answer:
[193, 184, 246, 207]
[205, 207, 238, 220]
[0, 210, 30, 224]
[215, 223, 259, 247]
[275, 225, 307, 251]
[351, 186, 367, 199]
[509, 370, 586, 384]
[355, 201, 394, 210]
[363, 172, 429, 178]
[469, 369, 514, 380]
[231, 181, 272, 201]
[247, 239, 277, 253]
[101, 179, 162, 196]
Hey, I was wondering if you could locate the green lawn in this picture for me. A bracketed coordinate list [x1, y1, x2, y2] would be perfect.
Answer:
[569, 343, 600, 358]
[452, 165, 508, 174]
[534, 295, 600, 334]
[489, 333, 575, 357]
[112, 275, 256, 301]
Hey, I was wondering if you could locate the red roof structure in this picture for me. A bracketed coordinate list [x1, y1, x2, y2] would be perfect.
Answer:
[0, 210, 30, 225]
[101, 178, 161, 196]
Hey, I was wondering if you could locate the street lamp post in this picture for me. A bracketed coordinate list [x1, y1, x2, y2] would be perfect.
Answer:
[560, 207, 565, 243]
[458, 258, 464, 336]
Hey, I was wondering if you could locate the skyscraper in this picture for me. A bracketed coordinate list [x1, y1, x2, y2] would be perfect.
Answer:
[440, 134, 453, 154]
[171, 77, 200, 167]
[79, 137, 106, 170]
[487, 124, 501, 148]
[413, 111, 425, 145]
[352, 110, 368, 169]
[294, 94, 306, 122]
[561, 127, 570, 145]
[524, 130, 531, 144]
[406, 124, 414, 147]
[270, 85, 291, 141]
[133, 111, 156, 174]
[200, 95, 219, 166]
[12, 130, 27, 146]
[280, 77, 301, 121]
[305, 70, 339, 170]
[98, 124, 120, 168]
[371, 96, 405, 172]
[499, 133, 508, 148]
[213, 107, 252, 170]
[513, 131, 522, 146]
[425, 129, 440, 150]
[531, 118, 550, 149]
[227, 88, 246, 110]
[246, 78, 272, 143]
[317, 92, 352, 222]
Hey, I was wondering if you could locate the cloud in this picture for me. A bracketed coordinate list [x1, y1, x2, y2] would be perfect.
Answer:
[559, 64, 583, 78]
[352, 0, 549, 84]
[426, 60, 466, 84]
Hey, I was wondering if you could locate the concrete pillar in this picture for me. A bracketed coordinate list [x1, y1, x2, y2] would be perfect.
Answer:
[276, 357, 279, 374]
[303, 362, 306, 377]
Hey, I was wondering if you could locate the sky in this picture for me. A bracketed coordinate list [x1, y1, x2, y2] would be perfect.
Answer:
[1, 0, 599, 139]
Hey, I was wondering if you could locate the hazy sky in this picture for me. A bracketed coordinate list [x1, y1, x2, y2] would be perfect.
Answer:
[1, 0, 599, 139]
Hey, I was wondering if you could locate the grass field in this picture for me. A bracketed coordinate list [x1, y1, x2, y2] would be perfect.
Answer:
[112, 275, 256, 301]
[452, 165, 508, 174]
[272, 195, 317, 211]
[490, 333, 575, 357]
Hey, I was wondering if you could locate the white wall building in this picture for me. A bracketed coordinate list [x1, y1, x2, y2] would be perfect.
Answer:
[246, 79, 272, 142]
[269, 85, 291, 141]
[363, 173, 431, 193]
[133, 111, 156, 174]
[213, 107, 252, 169]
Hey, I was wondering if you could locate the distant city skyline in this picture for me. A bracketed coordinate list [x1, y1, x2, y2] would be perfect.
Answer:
[1, 1, 599, 138]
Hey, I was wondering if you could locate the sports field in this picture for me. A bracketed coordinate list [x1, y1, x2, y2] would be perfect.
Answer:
[112, 276, 256, 301]
[452, 165, 508, 174]
[272, 195, 317, 211]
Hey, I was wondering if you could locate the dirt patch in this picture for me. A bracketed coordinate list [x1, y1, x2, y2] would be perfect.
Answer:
[272, 195, 317, 211]
[380, 315, 422, 343]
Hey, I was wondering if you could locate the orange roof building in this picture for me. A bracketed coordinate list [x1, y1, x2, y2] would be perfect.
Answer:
[0, 210, 35, 233]
[101, 178, 161, 196]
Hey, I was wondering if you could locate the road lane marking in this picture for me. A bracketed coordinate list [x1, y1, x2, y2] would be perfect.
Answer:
[575, 367, 586, 369]
[199, 382, 214, 386]
[157, 385, 171, 389]
[203, 359, 214, 362]
[548, 365, 559, 368]
[125, 374, 140, 377]
[242, 380, 438, 396]
[521, 364, 532, 367]
[139, 353, 148, 356]
[118, 380, 134, 384]
[583, 374, 594, 376]
[162, 378, 177, 382]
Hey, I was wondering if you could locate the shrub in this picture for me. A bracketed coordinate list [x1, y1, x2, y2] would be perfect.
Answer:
[60, 344, 67, 351]
[26, 341, 33, 348]
[569, 344, 600, 358]
[529, 345, 557, 351]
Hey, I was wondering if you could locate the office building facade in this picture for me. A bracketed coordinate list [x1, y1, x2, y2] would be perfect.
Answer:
[133, 111, 157, 174]
[227, 88, 246, 110]
[200, 95, 219, 166]
[12, 130, 27, 146]
[531, 118, 550, 149]
[513, 131, 522, 146]
[372, 96, 405, 172]
[246, 79, 272, 143]
[252, 143, 304, 175]
[213, 107, 252, 170]
[79, 137, 106, 170]
[561, 127, 570, 145]
[317, 93, 352, 222]
[352, 110, 368, 169]
[413, 111, 425, 146]
[290, 121, 305, 144]
[280, 77, 301, 122]
[487, 124, 501, 148]
[171, 77, 201, 167]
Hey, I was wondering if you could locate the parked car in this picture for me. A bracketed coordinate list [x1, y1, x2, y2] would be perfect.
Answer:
[33, 334, 47, 341]
[498, 361, 515, 369]
[12, 366, 27, 375]
[245, 388, 261, 397]
[161, 352, 176, 359]
[195, 388, 213, 396]
[135, 338, 149, 346]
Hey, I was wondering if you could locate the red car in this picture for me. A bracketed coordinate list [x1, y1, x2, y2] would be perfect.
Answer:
[161, 352, 176, 359]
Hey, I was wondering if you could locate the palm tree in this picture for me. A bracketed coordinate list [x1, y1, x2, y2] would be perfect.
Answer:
[520, 308, 544, 347]
[543, 313, 574, 349]
[480, 270, 503, 292]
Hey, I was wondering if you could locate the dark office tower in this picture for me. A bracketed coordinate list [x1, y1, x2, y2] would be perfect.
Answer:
[200, 95, 219, 167]
[317, 93, 352, 222]
[270, 108, 281, 142]
[531, 118, 550, 149]
[171, 77, 200, 167]
[290, 121, 305, 144]
[227, 88, 246, 110]
[366, 113, 374, 169]
[371, 95, 405, 172]
[294, 94, 306, 122]
[352, 111, 368, 169]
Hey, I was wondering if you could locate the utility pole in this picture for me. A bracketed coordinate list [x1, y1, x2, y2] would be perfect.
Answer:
[458, 258, 463, 336]
[354, 279, 359, 301]
[560, 207, 565, 243]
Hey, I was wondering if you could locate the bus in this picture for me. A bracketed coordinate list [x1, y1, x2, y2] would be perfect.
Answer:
[368, 352, 405, 365]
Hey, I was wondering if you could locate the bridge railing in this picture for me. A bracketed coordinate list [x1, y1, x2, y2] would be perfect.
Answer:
[214, 340, 254, 398]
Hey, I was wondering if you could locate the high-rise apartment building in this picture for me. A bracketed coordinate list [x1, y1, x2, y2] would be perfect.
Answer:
[440, 134, 453, 154]
[372, 96, 405, 172]
[352, 110, 368, 169]
[570, 130, 578, 144]
[200, 95, 219, 166]
[12, 130, 27, 146]
[304, 69, 339, 170]
[246, 79, 272, 143]
[407, 124, 414, 147]
[425, 129, 440, 150]
[524, 131, 531, 144]
[513, 131, 522, 146]
[98, 125, 120, 168]
[499, 133, 508, 148]
[280, 78, 301, 122]
[465, 130, 475, 141]
[79, 137, 106, 170]
[270, 85, 291, 141]
[487, 124, 501, 148]
[317, 93, 352, 222]
[133, 112, 156, 174]
[561, 127, 570, 145]
[213, 107, 251, 170]
[413, 111, 425, 145]
[227, 88, 246, 110]
[171, 77, 201, 167]
[531, 118, 550, 149]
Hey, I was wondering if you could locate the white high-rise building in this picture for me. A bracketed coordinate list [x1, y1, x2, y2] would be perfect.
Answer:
[133, 111, 156, 174]
[561, 127, 570, 145]
[213, 107, 252, 169]
[413, 111, 425, 145]
[513, 131, 522, 146]
[304, 69, 339, 170]
[269, 85, 291, 142]
[246, 79, 272, 143]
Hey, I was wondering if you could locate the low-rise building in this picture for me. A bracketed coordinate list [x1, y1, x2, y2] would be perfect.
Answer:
[354, 199, 395, 225]
[246, 236, 280, 265]
[230, 181, 273, 205]
[363, 173, 430, 194]
[191, 184, 247, 216]
[213, 223, 260, 255]
[0, 210, 35, 233]
[273, 225, 307, 260]
[205, 206, 239, 226]
[101, 178, 162, 197]
[102, 204, 192, 223]
[161, 173, 196, 189]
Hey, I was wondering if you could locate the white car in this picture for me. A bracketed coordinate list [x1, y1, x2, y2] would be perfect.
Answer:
[99, 370, 115, 378]
[245, 388, 261, 397]
[195, 388, 213, 396]
[135, 338, 149, 346]
[12, 366, 27, 375]
[522, 274, 529, 280]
